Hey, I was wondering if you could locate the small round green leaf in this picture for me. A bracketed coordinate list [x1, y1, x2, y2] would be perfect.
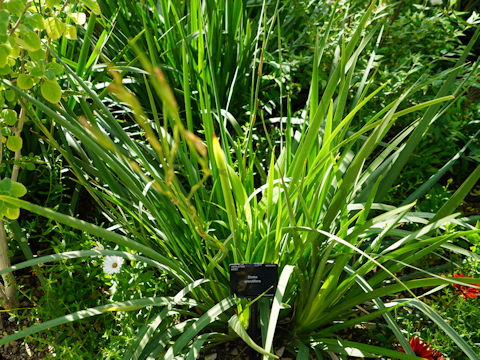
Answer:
[44, 69, 55, 80]
[17, 74, 34, 90]
[0, 178, 11, 193]
[5, 206, 20, 220]
[7, 136, 23, 152]
[41, 79, 62, 103]
[5, 89, 15, 102]
[29, 49, 45, 62]
[10, 181, 27, 197]
[1, 109, 17, 126]
[46, 62, 64, 76]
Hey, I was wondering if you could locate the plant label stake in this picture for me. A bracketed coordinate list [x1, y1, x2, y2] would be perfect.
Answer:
[229, 263, 278, 360]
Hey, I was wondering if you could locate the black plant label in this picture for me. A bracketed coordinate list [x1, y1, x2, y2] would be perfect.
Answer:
[229, 263, 278, 298]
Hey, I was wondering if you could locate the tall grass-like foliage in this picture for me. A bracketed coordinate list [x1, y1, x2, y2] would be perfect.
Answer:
[1, 0, 480, 358]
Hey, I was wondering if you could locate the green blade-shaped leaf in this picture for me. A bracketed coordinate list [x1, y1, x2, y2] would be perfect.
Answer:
[228, 315, 278, 359]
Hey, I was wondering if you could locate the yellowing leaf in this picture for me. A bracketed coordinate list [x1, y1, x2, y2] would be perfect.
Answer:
[68, 12, 86, 25]
[41, 79, 62, 103]
[64, 24, 77, 40]
[5, 206, 20, 220]
[6, 136, 22, 152]
[44, 17, 66, 40]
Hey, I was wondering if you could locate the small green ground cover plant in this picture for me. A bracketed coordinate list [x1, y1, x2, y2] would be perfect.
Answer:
[0, 0, 480, 359]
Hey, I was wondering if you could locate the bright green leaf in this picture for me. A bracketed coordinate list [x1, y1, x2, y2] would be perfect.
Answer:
[10, 181, 27, 197]
[7, 136, 23, 152]
[0, 64, 10, 75]
[0, 11, 9, 43]
[46, 0, 62, 7]
[40, 79, 62, 103]
[25, 162, 35, 171]
[29, 49, 45, 62]
[0, 43, 11, 66]
[44, 17, 66, 40]
[5, 206, 20, 220]
[17, 74, 34, 90]
[0, 10, 9, 25]
[1, 109, 17, 125]
[46, 62, 64, 76]
[44, 69, 55, 80]
[24, 13, 45, 30]
[0, 178, 26, 198]
[3, 0, 26, 17]
[5, 89, 15, 102]
[8, 37, 20, 58]
[16, 30, 41, 52]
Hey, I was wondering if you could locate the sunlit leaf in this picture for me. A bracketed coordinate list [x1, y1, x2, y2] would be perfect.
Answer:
[0, 43, 11, 66]
[1, 109, 17, 125]
[3, 0, 26, 17]
[65, 24, 77, 40]
[44, 17, 66, 40]
[40, 79, 62, 103]
[6, 136, 22, 152]
[82, 0, 101, 15]
[24, 13, 45, 30]
[17, 74, 34, 90]
[16, 30, 42, 52]
[68, 12, 86, 25]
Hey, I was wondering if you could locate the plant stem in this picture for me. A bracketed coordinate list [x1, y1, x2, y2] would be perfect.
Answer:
[9, 1, 32, 36]
[11, 103, 26, 182]
[0, 220, 18, 309]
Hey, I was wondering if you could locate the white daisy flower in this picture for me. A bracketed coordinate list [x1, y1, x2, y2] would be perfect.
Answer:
[430, 0, 442, 5]
[103, 255, 124, 275]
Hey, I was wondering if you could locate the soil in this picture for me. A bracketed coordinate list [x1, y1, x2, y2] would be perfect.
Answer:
[0, 273, 48, 360]
[0, 309, 49, 359]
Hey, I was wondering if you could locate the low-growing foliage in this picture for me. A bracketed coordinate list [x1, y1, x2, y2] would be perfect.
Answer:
[0, 0, 479, 359]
